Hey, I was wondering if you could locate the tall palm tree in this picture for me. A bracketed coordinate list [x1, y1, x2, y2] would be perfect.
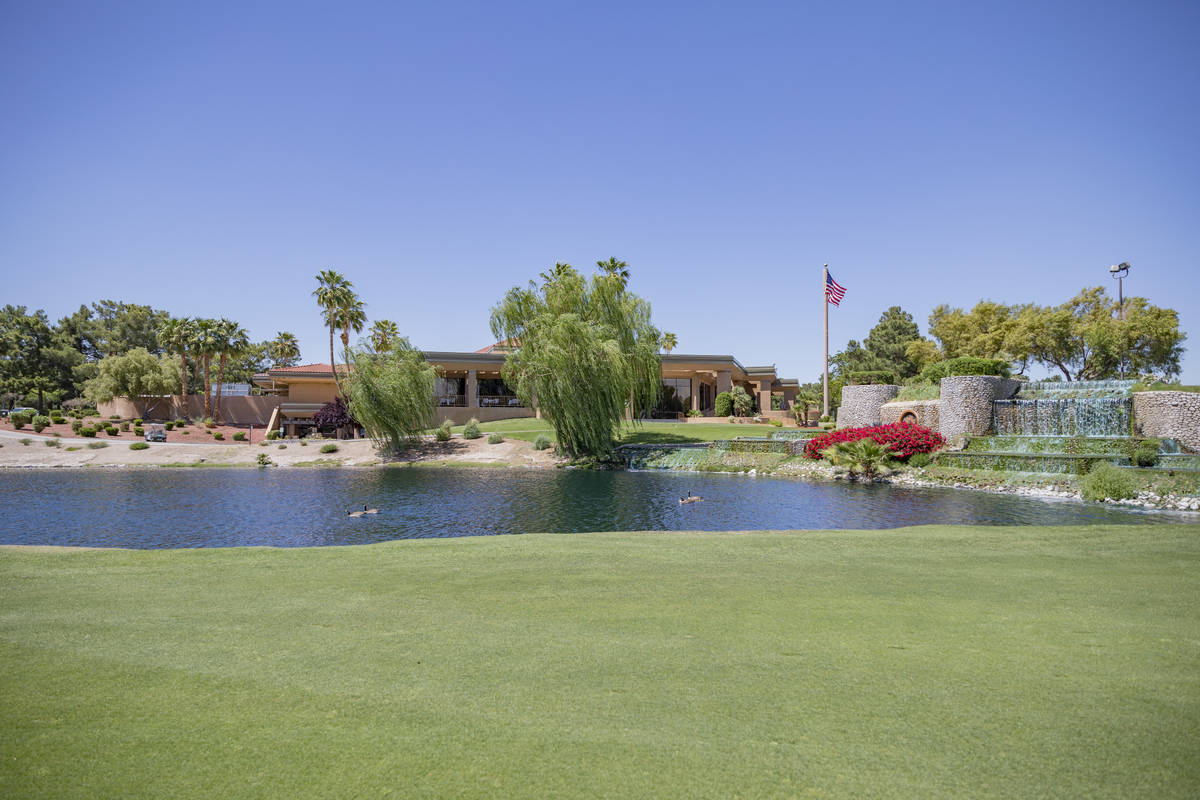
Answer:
[158, 317, 195, 419]
[596, 257, 630, 288]
[313, 270, 354, 398]
[368, 319, 399, 352]
[270, 332, 301, 367]
[191, 318, 220, 419]
[214, 319, 250, 422]
[338, 296, 367, 372]
[539, 262, 574, 285]
[661, 332, 678, 354]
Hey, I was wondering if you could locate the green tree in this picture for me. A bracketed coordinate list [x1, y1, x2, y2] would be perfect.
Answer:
[0, 306, 82, 412]
[903, 338, 943, 373]
[596, 257, 631, 288]
[191, 318, 220, 418]
[61, 300, 170, 361]
[729, 385, 753, 416]
[861, 307, 922, 378]
[213, 319, 250, 422]
[269, 332, 301, 367]
[225, 341, 272, 383]
[929, 301, 1019, 363]
[157, 317, 195, 417]
[1007, 287, 1185, 381]
[313, 270, 357, 399]
[822, 438, 893, 481]
[369, 320, 399, 352]
[489, 262, 662, 458]
[660, 332, 678, 354]
[82, 348, 179, 418]
[344, 337, 437, 452]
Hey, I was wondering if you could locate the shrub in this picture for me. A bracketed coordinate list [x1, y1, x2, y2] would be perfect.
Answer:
[299, 440, 308, 446]
[70, 420, 83, 434]
[182, 430, 190, 435]
[212, 432, 224, 441]
[846, 370, 898, 386]
[266, 431, 279, 441]
[232, 432, 246, 441]
[920, 357, 1011, 382]
[105, 426, 120, 436]
[896, 379, 940, 402]
[314, 398, 357, 431]
[278, 443, 287, 449]
[908, 452, 933, 468]
[462, 418, 482, 439]
[120, 421, 130, 432]
[686, 409, 703, 418]
[174, 419, 186, 427]
[87, 441, 108, 449]
[730, 386, 753, 417]
[129, 442, 149, 451]
[20, 438, 31, 446]
[1134, 439, 1160, 468]
[204, 418, 215, 429]
[164, 421, 175, 431]
[822, 439, 894, 481]
[320, 443, 339, 454]
[533, 433, 552, 450]
[134, 427, 144, 437]
[1080, 462, 1140, 502]
[487, 433, 504, 444]
[80, 426, 97, 437]
[820, 414, 832, 423]
[257, 453, 273, 467]
[714, 392, 733, 417]
[10, 414, 27, 430]
[44, 438, 61, 448]
[804, 422, 945, 461]
[133, 418, 143, 426]
[435, 420, 453, 442]
[32, 415, 50, 433]
[770, 419, 783, 427]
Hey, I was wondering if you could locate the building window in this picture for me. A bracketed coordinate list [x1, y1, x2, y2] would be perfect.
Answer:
[479, 378, 523, 408]
[699, 382, 714, 413]
[436, 377, 466, 407]
[651, 378, 692, 418]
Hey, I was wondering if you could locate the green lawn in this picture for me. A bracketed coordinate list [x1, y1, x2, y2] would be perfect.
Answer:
[444, 417, 796, 445]
[2, 525, 1199, 798]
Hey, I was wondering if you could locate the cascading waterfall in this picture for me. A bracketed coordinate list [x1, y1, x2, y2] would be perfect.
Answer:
[992, 380, 1134, 437]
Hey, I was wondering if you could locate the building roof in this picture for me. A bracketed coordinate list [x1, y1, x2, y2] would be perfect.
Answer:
[474, 339, 518, 354]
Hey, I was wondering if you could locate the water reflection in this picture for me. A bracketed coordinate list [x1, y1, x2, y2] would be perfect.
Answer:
[0, 468, 1185, 549]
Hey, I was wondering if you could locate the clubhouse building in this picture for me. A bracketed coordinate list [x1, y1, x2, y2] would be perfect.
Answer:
[253, 346, 801, 438]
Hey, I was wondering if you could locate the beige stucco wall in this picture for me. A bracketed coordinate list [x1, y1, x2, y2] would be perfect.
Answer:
[99, 396, 281, 425]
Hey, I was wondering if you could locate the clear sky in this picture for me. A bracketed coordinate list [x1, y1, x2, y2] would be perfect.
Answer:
[3, 1, 1198, 382]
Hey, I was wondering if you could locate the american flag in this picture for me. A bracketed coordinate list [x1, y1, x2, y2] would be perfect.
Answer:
[825, 271, 846, 306]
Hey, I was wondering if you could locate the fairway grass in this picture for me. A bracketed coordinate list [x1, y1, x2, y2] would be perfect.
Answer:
[2, 525, 1199, 798]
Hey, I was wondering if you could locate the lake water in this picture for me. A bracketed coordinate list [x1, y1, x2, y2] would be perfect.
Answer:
[0, 467, 1184, 549]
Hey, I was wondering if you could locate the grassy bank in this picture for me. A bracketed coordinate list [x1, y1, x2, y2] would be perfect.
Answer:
[446, 417, 790, 445]
[3, 526, 1199, 798]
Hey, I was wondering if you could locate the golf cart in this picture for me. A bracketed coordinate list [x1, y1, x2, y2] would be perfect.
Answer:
[144, 423, 167, 443]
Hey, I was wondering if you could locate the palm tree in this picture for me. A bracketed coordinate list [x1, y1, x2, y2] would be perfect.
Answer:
[822, 439, 894, 482]
[368, 319, 399, 353]
[270, 332, 301, 367]
[158, 317, 195, 419]
[539, 262, 574, 285]
[596, 257, 630, 288]
[661, 332, 678, 354]
[191, 318, 220, 419]
[337, 295, 366, 372]
[213, 319, 250, 422]
[313, 270, 354, 398]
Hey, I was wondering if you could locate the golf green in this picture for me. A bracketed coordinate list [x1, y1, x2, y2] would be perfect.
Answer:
[2, 525, 1198, 798]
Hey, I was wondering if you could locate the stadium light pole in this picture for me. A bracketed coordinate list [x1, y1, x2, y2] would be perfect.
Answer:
[1109, 261, 1131, 379]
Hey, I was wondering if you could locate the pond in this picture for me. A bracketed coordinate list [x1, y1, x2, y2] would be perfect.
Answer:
[0, 467, 1184, 549]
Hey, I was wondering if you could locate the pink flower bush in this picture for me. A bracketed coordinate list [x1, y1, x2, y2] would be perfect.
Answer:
[803, 422, 944, 461]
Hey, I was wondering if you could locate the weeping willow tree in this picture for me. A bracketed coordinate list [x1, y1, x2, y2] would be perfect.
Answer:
[344, 337, 437, 452]
[489, 263, 662, 458]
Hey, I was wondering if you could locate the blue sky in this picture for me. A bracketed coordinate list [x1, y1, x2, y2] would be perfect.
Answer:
[2, 1, 1197, 382]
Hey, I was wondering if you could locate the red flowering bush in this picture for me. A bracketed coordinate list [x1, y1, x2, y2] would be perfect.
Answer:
[803, 422, 944, 461]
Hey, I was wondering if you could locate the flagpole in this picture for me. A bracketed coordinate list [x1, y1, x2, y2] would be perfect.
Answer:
[822, 263, 829, 419]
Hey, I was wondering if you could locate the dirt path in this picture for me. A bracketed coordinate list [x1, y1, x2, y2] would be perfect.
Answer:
[0, 431, 561, 469]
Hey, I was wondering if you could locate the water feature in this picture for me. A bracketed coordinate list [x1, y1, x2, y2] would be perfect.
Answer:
[991, 379, 1134, 438]
[0, 468, 1180, 549]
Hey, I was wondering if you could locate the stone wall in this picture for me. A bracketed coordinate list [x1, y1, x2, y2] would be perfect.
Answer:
[881, 399, 941, 430]
[1133, 392, 1200, 453]
[837, 385, 899, 427]
[939, 376, 1006, 438]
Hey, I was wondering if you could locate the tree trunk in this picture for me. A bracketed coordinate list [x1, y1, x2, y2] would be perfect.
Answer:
[215, 353, 227, 422]
[179, 350, 188, 420]
[202, 356, 212, 419]
[192, 358, 203, 420]
[329, 328, 345, 399]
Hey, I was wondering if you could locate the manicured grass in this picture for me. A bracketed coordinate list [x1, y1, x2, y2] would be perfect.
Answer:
[444, 417, 791, 445]
[2, 525, 1199, 798]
